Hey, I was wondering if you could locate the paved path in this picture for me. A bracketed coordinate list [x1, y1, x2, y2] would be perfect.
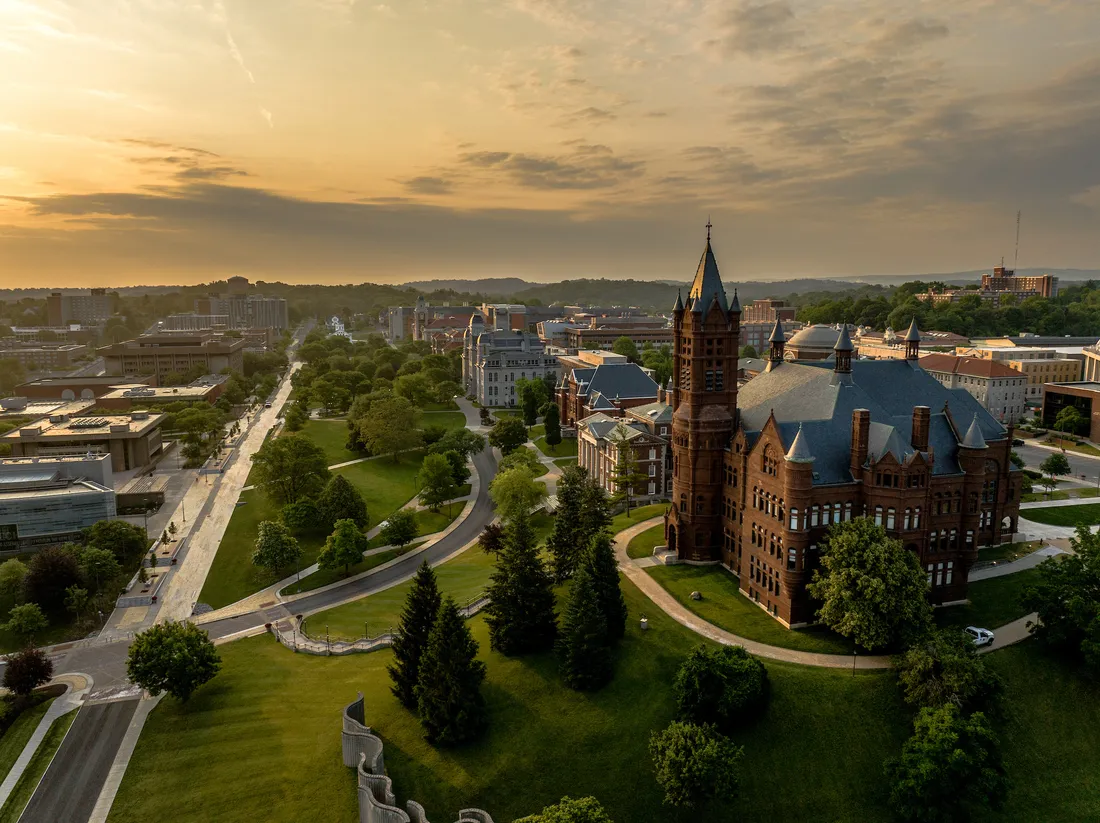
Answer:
[971, 546, 1065, 580]
[613, 518, 893, 669]
[1020, 496, 1100, 510]
[0, 673, 91, 807]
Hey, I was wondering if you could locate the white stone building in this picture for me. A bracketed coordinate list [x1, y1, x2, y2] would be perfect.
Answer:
[918, 353, 1028, 424]
[462, 320, 558, 407]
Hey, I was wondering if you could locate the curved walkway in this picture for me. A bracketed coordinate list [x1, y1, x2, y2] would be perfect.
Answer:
[613, 517, 1040, 669]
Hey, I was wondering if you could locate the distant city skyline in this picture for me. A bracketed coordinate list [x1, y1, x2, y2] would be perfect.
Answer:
[1, 0, 1099, 286]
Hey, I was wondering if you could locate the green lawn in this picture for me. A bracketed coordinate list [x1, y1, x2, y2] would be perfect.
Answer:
[627, 523, 665, 559]
[107, 580, 909, 823]
[0, 692, 60, 781]
[420, 411, 466, 431]
[1019, 502, 1100, 527]
[533, 435, 577, 458]
[935, 568, 1040, 631]
[279, 544, 419, 597]
[646, 564, 854, 654]
[0, 709, 76, 823]
[977, 540, 1043, 564]
[610, 503, 666, 535]
[422, 401, 460, 411]
[1043, 437, 1100, 457]
[492, 408, 522, 420]
[295, 419, 360, 466]
[200, 452, 426, 610]
[553, 457, 577, 469]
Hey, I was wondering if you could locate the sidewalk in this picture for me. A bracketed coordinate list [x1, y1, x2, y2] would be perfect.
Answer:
[970, 547, 1065, 581]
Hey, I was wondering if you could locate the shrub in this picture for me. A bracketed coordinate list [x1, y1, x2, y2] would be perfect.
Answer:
[674, 644, 768, 732]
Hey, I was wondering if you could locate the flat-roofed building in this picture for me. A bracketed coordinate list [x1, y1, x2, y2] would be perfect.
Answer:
[0, 342, 85, 371]
[1041, 382, 1100, 441]
[0, 411, 165, 472]
[918, 354, 1028, 424]
[97, 374, 229, 410]
[99, 332, 246, 379]
[46, 288, 116, 326]
[12, 374, 156, 401]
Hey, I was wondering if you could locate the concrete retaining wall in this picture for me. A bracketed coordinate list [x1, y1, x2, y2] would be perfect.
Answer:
[342, 694, 494, 823]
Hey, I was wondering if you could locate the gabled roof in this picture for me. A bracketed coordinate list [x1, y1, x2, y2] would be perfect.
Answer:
[626, 401, 673, 424]
[737, 359, 1008, 484]
[918, 353, 1023, 379]
[688, 239, 728, 315]
[570, 362, 659, 401]
[577, 413, 649, 442]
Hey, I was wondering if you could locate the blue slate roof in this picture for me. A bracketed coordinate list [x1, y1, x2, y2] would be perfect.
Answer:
[571, 362, 659, 401]
[736, 359, 1010, 485]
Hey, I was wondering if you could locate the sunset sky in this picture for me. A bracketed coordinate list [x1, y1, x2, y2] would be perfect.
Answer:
[1, 0, 1098, 286]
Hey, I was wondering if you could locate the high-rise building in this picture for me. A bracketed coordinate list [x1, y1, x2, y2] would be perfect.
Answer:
[46, 288, 115, 326]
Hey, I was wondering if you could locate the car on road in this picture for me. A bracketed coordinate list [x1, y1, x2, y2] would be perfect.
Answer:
[964, 626, 995, 646]
[1012, 438, 1025, 446]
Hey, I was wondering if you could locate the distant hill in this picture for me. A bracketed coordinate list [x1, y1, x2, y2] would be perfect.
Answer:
[401, 278, 529, 297]
[846, 268, 1100, 287]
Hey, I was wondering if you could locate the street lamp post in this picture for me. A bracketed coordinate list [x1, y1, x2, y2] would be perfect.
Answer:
[852, 648, 858, 677]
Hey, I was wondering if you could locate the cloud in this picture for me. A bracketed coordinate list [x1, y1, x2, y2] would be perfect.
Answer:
[402, 176, 452, 195]
[457, 147, 643, 189]
[558, 106, 617, 126]
[707, 1, 799, 57]
[259, 106, 274, 128]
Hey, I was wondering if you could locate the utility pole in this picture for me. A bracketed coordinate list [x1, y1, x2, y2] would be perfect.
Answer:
[1014, 210, 1022, 270]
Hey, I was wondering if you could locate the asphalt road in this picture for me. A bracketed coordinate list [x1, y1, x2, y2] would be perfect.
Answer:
[19, 699, 139, 823]
[201, 444, 499, 640]
[1014, 441, 1100, 482]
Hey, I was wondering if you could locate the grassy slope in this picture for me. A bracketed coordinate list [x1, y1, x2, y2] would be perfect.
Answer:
[935, 568, 1039, 631]
[199, 452, 425, 609]
[296, 418, 360, 466]
[107, 580, 910, 823]
[627, 523, 665, 559]
[420, 411, 466, 431]
[0, 709, 76, 823]
[1019, 502, 1100, 527]
[0, 695, 57, 782]
[647, 564, 854, 654]
[610, 503, 666, 534]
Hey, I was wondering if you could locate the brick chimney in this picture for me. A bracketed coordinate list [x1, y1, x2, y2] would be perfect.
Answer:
[912, 406, 930, 452]
[851, 408, 870, 477]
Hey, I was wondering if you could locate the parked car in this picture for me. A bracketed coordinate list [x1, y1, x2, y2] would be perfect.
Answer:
[1012, 438, 1025, 446]
[964, 626, 995, 647]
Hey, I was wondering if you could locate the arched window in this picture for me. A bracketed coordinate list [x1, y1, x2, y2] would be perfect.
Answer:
[913, 507, 921, 529]
[874, 506, 883, 526]
[903, 508, 912, 530]
[886, 508, 896, 529]
[832, 502, 842, 523]
[844, 502, 852, 521]
[789, 508, 799, 530]
[810, 505, 820, 527]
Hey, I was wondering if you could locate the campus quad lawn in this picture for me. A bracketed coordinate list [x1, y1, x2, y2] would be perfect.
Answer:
[107, 580, 910, 823]
[420, 411, 466, 431]
[199, 453, 425, 609]
[976, 540, 1043, 564]
[935, 568, 1040, 632]
[0, 691, 61, 781]
[646, 564, 854, 655]
[1019, 502, 1100, 527]
[533, 434, 578, 458]
[627, 523, 665, 559]
[610, 503, 666, 534]
[294, 419, 359, 466]
[553, 457, 577, 469]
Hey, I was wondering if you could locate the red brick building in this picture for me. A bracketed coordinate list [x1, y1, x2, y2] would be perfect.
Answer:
[557, 360, 660, 427]
[665, 233, 1023, 627]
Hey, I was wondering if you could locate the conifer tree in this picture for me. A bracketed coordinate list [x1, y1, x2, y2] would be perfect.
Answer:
[579, 474, 612, 541]
[388, 561, 442, 710]
[415, 597, 488, 744]
[547, 465, 587, 582]
[485, 517, 557, 655]
[557, 565, 613, 691]
[584, 533, 628, 642]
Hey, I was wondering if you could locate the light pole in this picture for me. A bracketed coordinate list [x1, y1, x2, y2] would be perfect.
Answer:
[852, 648, 858, 677]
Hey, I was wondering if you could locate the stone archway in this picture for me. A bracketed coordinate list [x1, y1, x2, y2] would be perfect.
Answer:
[666, 525, 677, 554]
[61, 389, 75, 400]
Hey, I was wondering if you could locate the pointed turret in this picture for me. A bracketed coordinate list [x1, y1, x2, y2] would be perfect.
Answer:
[688, 233, 728, 314]
[961, 414, 987, 449]
[769, 317, 786, 344]
[785, 423, 814, 463]
[834, 325, 853, 351]
[673, 290, 684, 313]
[833, 324, 853, 374]
[904, 317, 921, 360]
[730, 289, 741, 315]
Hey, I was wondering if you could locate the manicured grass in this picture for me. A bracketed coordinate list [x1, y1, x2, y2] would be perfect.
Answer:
[420, 411, 466, 431]
[977, 540, 1043, 564]
[492, 408, 522, 420]
[0, 611, 90, 655]
[306, 546, 497, 639]
[199, 453, 426, 609]
[610, 503, 666, 535]
[279, 544, 420, 597]
[107, 580, 909, 823]
[1043, 437, 1100, 456]
[0, 693, 59, 782]
[981, 644, 1100, 822]
[646, 564, 854, 654]
[294, 419, 360, 466]
[553, 457, 577, 469]
[1019, 502, 1100, 527]
[422, 400, 459, 411]
[0, 708, 76, 823]
[533, 435, 577, 457]
[935, 568, 1040, 631]
[1021, 487, 1099, 503]
[627, 523, 665, 559]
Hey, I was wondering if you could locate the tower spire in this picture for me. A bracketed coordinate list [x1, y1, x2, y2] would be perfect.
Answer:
[706, 216, 712, 242]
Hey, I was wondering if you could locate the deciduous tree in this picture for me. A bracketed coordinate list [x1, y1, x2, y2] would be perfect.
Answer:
[358, 395, 423, 461]
[543, 403, 562, 451]
[609, 423, 647, 514]
[895, 628, 1003, 713]
[485, 517, 557, 655]
[514, 796, 613, 823]
[379, 509, 419, 548]
[611, 336, 640, 363]
[281, 498, 325, 535]
[0, 559, 27, 602]
[415, 597, 487, 744]
[251, 521, 303, 576]
[82, 519, 149, 565]
[649, 721, 742, 808]
[318, 519, 366, 576]
[4, 603, 47, 640]
[1039, 452, 1071, 497]
[489, 466, 546, 524]
[24, 547, 82, 612]
[886, 705, 1008, 823]
[317, 474, 369, 530]
[250, 434, 330, 505]
[418, 453, 458, 512]
[488, 417, 528, 455]
[806, 519, 931, 651]
[428, 428, 486, 460]
[2, 647, 53, 696]
[127, 621, 221, 702]
[389, 561, 442, 710]
[441, 449, 471, 486]
[674, 645, 768, 733]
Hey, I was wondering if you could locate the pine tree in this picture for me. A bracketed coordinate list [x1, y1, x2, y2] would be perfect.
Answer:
[485, 517, 557, 655]
[415, 597, 488, 744]
[547, 465, 585, 582]
[579, 474, 612, 541]
[557, 565, 613, 691]
[388, 561, 442, 710]
[609, 423, 648, 514]
[584, 533, 628, 642]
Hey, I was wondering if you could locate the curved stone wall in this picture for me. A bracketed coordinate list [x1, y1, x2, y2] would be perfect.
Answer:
[342, 694, 495, 823]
